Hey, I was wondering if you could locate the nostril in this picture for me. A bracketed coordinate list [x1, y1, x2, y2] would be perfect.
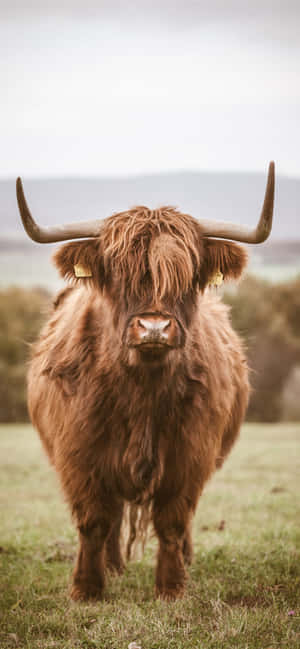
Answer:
[162, 319, 171, 331]
[138, 318, 148, 330]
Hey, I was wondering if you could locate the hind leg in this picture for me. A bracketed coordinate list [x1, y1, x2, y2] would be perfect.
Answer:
[182, 522, 193, 566]
[105, 502, 125, 575]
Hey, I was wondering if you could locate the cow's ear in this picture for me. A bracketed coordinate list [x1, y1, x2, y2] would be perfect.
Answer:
[53, 240, 105, 289]
[200, 239, 248, 288]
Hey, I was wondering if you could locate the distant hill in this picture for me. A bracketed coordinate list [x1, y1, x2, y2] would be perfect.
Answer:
[1, 171, 300, 289]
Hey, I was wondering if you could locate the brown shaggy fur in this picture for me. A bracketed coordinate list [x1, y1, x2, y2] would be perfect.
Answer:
[28, 206, 249, 601]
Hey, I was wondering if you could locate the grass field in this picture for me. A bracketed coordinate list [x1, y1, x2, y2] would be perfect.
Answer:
[0, 423, 299, 649]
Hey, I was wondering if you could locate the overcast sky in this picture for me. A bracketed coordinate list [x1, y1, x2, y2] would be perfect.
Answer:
[1, 1, 299, 178]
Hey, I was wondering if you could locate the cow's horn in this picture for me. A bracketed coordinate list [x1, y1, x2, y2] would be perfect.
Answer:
[16, 177, 102, 243]
[17, 162, 275, 245]
[199, 161, 275, 243]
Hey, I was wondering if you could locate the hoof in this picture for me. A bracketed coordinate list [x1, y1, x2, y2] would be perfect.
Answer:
[156, 584, 185, 601]
[106, 560, 125, 575]
[70, 581, 103, 601]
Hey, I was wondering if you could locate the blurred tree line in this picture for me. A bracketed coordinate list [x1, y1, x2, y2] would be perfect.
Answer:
[0, 277, 300, 422]
[224, 275, 300, 421]
[0, 288, 50, 422]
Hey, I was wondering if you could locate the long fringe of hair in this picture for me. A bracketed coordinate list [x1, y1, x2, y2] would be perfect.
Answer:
[101, 206, 201, 300]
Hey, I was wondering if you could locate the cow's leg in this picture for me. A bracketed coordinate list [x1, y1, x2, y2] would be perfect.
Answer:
[153, 498, 192, 600]
[71, 501, 118, 601]
[105, 502, 125, 575]
[182, 522, 193, 566]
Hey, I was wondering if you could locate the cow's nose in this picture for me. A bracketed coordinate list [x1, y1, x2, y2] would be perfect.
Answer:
[138, 318, 170, 340]
[134, 316, 173, 345]
[127, 314, 181, 349]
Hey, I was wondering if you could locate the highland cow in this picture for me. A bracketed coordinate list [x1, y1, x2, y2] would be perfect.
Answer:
[16, 162, 275, 601]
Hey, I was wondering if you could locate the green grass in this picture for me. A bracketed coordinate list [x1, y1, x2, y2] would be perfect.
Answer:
[0, 423, 299, 649]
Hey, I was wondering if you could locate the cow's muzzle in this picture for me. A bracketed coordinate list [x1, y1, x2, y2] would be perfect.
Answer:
[125, 313, 183, 351]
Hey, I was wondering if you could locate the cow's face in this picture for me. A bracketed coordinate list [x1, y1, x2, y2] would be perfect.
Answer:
[54, 206, 247, 366]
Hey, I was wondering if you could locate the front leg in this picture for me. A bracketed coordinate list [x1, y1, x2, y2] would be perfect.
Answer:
[71, 518, 111, 601]
[153, 498, 192, 600]
[71, 500, 120, 601]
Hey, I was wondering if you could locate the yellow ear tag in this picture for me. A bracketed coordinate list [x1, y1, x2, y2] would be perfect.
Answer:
[74, 263, 92, 278]
[209, 270, 223, 287]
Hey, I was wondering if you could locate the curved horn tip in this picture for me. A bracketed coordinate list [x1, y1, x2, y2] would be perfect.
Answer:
[256, 160, 275, 243]
[269, 160, 275, 175]
[267, 161, 275, 185]
[16, 177, 25, 200]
